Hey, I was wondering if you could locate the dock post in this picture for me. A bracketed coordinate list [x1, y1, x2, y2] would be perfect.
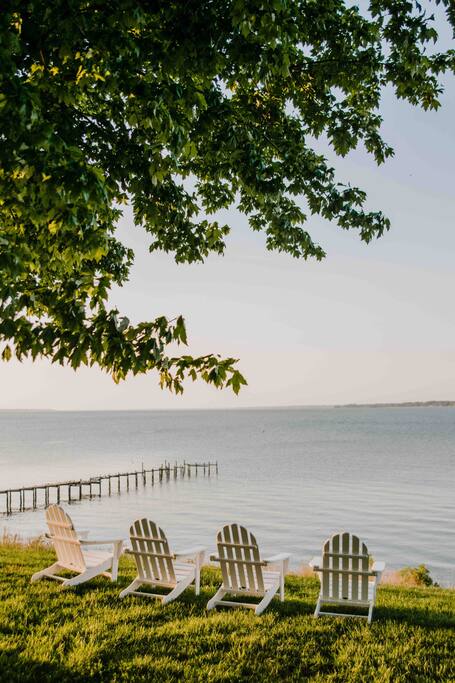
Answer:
[1, 460, 216, 515]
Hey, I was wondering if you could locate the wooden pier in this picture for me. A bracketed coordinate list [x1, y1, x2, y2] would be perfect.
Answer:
[0, 461, 218, 515]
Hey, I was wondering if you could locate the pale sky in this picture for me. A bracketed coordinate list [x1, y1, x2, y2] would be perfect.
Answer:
[2, 27, 454, 410]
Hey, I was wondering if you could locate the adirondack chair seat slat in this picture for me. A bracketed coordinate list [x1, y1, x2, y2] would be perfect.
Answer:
[207, 523, 290, 615]
[31, 505, 123, 588]
[82, 550, 114, 567]
[227, 570, 282, 596]
[216, 570, 281, 594]
[130, 562, 195, 589]
[310, 531, 385, 624]
[321, 582, 375, 605]
[120, 518, 205, 604]
[173, 562, 199, 572]
[262, 571, 282, 582]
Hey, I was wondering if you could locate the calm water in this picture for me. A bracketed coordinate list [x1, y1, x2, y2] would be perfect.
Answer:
[1, 408, 454, 586]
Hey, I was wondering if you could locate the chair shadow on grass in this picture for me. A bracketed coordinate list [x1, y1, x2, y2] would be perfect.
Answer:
[0, 650, 73, 683]
[373, 603, 455, 630]
[100, 574, 312, 620]
[35, 571, 454, 630]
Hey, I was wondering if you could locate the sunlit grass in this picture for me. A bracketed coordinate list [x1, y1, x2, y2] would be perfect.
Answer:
[0, 543, 454, 682]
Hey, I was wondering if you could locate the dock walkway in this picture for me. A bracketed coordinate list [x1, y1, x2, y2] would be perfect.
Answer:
[0, 461, 218, 515]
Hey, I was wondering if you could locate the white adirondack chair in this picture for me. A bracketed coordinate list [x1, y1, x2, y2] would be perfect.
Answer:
[119, 518, 206, 603]
[207, 523, 291, 615]
[309, 531, 385, 624]
[31, 505, 124, 588]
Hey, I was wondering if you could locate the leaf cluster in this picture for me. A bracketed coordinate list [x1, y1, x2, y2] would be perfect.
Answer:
[0, 1, 453, 389]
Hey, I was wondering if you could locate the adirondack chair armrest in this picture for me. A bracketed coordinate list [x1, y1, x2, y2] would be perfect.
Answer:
[372, 561, 386, 578]
[264, 553, 291, 575]
[264, 553, 291, 563]
[80, 538, 124, 547]
[174, 546, 206, 559]
[309, 556, 322, 571]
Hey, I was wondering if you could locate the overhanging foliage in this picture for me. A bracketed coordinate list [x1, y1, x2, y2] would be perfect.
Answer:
[1, 1, 453, 392]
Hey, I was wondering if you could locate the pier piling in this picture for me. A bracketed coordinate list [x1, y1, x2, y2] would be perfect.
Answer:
[1, 461, 218, 515]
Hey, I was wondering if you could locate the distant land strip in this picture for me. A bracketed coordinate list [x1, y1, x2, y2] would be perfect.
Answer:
[336, 401, 455, 408]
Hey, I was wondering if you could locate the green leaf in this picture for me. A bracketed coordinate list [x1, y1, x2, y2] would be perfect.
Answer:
[2, 345, 12, 362]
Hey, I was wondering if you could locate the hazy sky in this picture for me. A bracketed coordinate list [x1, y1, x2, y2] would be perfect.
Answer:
[2, 20, 454, 410]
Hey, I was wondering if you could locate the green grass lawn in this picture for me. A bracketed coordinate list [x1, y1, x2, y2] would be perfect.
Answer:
[0, 543, 454, 682]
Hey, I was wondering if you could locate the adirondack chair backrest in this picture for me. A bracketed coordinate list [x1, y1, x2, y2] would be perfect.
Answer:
[45, 505, 85, 571]
[216, 524, 265, 594]
[320, 532, 371, 603]
[129, 518, 176, 584]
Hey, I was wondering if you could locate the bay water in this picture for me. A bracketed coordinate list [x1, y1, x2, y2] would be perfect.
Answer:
[1, 407, 454, 586]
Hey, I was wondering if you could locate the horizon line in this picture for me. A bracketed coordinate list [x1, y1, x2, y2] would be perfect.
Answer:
[1, 399, 455, 412]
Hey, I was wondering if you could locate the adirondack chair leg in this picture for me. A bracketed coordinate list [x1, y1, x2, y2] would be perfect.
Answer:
[162, 572, 195, 605]
[279, 557, 289, 601]
[367, 603, 374, 624]
[206, 587, 227, 611]
[111, 541, 123, 581]
[31, 562, 63, 583]
[119, 578, 143, 598]
[195, 551, 204, 596]
[314, 596, 322, 618]
[62, 564, 109, 588]
[255, 581, 279, 615]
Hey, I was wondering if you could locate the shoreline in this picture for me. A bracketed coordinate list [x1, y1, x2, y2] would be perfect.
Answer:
[2, 401, 455, 412]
